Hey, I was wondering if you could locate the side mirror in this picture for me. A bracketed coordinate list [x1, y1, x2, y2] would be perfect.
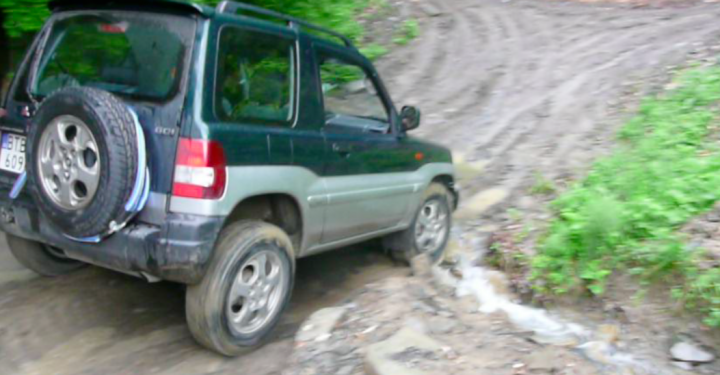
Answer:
[400, 106, 421, 131]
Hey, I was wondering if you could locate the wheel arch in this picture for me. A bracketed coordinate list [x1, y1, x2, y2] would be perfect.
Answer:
[431, 174, 458, 209]
[222, 193, 304, 256]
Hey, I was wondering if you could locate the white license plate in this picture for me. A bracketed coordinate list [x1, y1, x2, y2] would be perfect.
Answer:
[0, 133, 26, 174]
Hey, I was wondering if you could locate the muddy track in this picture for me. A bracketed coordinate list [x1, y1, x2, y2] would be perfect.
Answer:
[3, 1, 720, 374]
[378, 0, 720, 218]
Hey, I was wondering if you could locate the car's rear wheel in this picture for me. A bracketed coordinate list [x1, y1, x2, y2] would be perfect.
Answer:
[186, 221, 295, 356]
[384, 182, 453, 265]
[6, 234, 85, 276]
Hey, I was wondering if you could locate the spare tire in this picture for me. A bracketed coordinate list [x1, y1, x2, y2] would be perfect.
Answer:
[27, 87, 139, 239]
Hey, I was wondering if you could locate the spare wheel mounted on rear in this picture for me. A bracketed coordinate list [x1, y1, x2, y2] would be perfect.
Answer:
[27, 87, 141, 239]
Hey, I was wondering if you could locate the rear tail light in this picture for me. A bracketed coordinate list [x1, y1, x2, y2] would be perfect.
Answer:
[172, 138, 227, 199]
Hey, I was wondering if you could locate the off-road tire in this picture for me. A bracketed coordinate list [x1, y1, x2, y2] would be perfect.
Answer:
[27, 87, 138, 239]
[186, 221, 295, 356]
[6, 234, 85, 276]
[383, 182, 453, 265]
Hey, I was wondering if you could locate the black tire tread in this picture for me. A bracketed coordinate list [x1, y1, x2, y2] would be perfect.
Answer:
[384, 182, 453, 264]
[186, 220, 295, 356]
[6, 234, 85, 277]
[27, 87, 139, 238]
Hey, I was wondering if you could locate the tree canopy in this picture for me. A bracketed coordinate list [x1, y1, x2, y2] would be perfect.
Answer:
[0, 0, 51, 37]
[0, 0, 368, 42]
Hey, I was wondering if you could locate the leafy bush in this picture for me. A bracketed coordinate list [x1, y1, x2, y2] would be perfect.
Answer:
[531, 66, 720, 325]
[0, 0, 50, 37]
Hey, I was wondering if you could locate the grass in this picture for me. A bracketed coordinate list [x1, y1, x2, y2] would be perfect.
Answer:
[393, 19, 420, 45]
[530, 172, 557, 195]
[530, 65, 720, 327]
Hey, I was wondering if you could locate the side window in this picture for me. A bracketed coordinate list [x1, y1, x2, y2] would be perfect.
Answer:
[215, 27, 295, 125]
[318, 55, 389, 134]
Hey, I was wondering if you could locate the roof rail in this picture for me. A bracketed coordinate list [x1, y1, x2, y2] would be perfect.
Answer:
[48, 0, 207, 15]
[216, 1, 355, 48]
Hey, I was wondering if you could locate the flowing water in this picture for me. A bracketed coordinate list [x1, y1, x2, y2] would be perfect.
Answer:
[451, 242, 676, 374]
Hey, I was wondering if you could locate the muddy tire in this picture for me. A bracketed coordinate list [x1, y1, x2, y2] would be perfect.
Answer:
[6, 234, 85, 276]
[27, 87, 139, 239]
[384, 182, 453, 265]
[186, 221, 295, 356]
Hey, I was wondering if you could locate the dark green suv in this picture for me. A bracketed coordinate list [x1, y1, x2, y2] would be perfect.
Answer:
[0, 0, 457, 355]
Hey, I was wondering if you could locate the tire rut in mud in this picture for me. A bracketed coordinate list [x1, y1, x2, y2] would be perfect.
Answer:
[378, 0, 720, 218]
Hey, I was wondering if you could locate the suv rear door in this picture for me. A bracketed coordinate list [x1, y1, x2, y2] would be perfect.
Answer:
[314, 44, 414, 243]
[1, 9, 197, 208]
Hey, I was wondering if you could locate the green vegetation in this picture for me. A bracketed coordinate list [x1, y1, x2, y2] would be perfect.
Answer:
[0, 0, 396, 88]
[0, 0, 379, 44]
[529, 172, 557, 195]
[360, 43, 389, 61]
[0, 0, 50, 38]
[393, 19, 419, 46]
[531, 66, 720, 326]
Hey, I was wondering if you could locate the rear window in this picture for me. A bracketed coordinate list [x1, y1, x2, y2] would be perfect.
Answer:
[33, 11, 195, 101]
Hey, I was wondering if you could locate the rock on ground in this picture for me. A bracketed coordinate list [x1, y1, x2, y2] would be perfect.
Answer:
[670, 341, 716, 364]
[364, 327, 444, 375]
[295, 307, 347, 342]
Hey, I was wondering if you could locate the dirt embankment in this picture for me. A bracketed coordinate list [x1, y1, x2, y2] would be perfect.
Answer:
[379, 0, 720, 219]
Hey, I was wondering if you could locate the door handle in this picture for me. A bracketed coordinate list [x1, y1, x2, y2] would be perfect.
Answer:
[332, 143, 351, 156]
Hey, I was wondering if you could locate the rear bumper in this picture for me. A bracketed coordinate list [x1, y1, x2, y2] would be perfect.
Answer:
[0, 196, 223, 284]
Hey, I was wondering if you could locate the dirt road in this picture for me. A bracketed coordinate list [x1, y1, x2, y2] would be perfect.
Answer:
[2, 0, 720, 374]
[0, 236, 404, 374]
[381, 0, 720, 213]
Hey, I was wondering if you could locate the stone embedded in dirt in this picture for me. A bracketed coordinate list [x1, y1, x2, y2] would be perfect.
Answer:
[525, 348, 559, 372]
[454, 188, 509, 220]
[365, 327, 444, 375]
[390, 347, 440, 362]
[404, 317, 429, 334]
[706, 211, 720, 223]
[417, 3, 443, 17]
[603, 303, 630, 324]
[344, 79, 368, 94]
[406, 282, 435, 300]
[295, 307, 347, 343]
[428, 316, 459, 335]
[410, 253, 433, 278]
[671, 361, 694, 371]
[336, 364, 355, 375]
[453, 158, 488, 184]
[455, 295, 480, 313]
[443, 239, 473, 264]
[529, 333, 579, 347]
[412, 300, 439, 315]
[517, 196, 541, 211]
[670, 341, 716, 364]
[431, 266, 459, 293]
[485, 270, 512, 299]
[579, 341, 616, 365]
[596, 324, 621, 344]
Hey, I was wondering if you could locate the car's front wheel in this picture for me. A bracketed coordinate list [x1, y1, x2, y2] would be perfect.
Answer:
[384, 182, 453, 264]
[185, 221, 295, 356]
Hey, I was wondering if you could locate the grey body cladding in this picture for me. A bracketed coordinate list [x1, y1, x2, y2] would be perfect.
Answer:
[169, 162, 455, 257]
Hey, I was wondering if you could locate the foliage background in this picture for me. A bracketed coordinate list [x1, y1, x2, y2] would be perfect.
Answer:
[0, 0, 370, 39]
[0, 0, 380, 99]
